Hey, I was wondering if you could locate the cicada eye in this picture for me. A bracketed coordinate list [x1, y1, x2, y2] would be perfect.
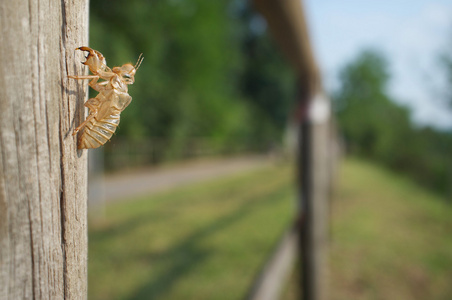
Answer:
[123, 74, 131, 79]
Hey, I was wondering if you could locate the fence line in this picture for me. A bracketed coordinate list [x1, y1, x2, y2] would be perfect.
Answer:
[102, 137, 279, 171]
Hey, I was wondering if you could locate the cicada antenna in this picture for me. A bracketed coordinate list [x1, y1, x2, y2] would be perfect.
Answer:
[135, 53, 144, 71]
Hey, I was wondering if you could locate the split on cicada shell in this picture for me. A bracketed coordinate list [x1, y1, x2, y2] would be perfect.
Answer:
[68, 47, 143, 149]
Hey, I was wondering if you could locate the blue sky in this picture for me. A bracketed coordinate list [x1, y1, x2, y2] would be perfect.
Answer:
[303, 0, 452, 129]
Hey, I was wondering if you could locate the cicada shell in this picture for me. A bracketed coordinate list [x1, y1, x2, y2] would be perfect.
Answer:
[68, 47, 143, 149]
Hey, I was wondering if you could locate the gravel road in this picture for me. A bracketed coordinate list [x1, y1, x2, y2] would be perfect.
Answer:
[88, 155, 272, 205]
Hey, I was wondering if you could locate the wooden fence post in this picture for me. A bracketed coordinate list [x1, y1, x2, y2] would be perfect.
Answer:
[299, 94, 331, 300]
[0, 1, 89, 299]
[252, 0, 332, 299]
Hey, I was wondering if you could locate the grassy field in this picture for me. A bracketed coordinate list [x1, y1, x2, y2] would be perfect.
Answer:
[90, 158, 452, 300]
[88, 162, 296, 300]
[283, 158, 452, 300]
[328, 158, 452, 300]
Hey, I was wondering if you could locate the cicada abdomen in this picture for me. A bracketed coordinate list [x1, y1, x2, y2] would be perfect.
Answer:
[78, 112, 121, 149]
[77, 87, 132, 149]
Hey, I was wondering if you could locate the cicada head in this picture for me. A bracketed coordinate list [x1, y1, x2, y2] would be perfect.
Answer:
[112, 54, 143, 85]
[113, 64, 135, 84]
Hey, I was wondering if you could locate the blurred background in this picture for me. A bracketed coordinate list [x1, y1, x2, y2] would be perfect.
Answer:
[86, 0, 452, 299]
[89, 0, 295, 170]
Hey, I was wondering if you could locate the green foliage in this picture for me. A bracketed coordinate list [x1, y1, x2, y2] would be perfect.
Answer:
[89, 0, 295, 163]
[237, 6, 296, 136]
[334, 49, 452, 197]
[334, 49, 410, 157]
[439, 49, 452, 109]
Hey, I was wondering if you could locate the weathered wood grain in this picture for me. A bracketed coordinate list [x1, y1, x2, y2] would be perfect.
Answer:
[0, 0, 89, 299]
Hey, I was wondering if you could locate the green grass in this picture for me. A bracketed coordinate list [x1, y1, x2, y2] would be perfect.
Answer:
[283, 158, 452, 300]
[330, 158, 452, 300]
[88, 162, 295, 300]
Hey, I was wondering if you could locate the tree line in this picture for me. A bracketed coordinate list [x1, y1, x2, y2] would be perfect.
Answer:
[90, 0, 452, 199]
[89, 0, 295, 168]
[334, 49, 452, 199]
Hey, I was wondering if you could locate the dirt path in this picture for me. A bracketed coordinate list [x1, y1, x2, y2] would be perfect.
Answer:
[89, 155, 272, 204]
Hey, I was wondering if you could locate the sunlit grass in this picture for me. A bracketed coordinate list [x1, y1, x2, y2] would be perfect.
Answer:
[88, 162, 295, 300]
[282, 158, 452, 300]
[330, 158, 452, 300]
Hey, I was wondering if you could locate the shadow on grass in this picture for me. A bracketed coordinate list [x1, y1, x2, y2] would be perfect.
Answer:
[90, 184, 288, 299]
[129, 209, 250, 299]
[130, 191, 285, 299]
[89, 207, 174, 244]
